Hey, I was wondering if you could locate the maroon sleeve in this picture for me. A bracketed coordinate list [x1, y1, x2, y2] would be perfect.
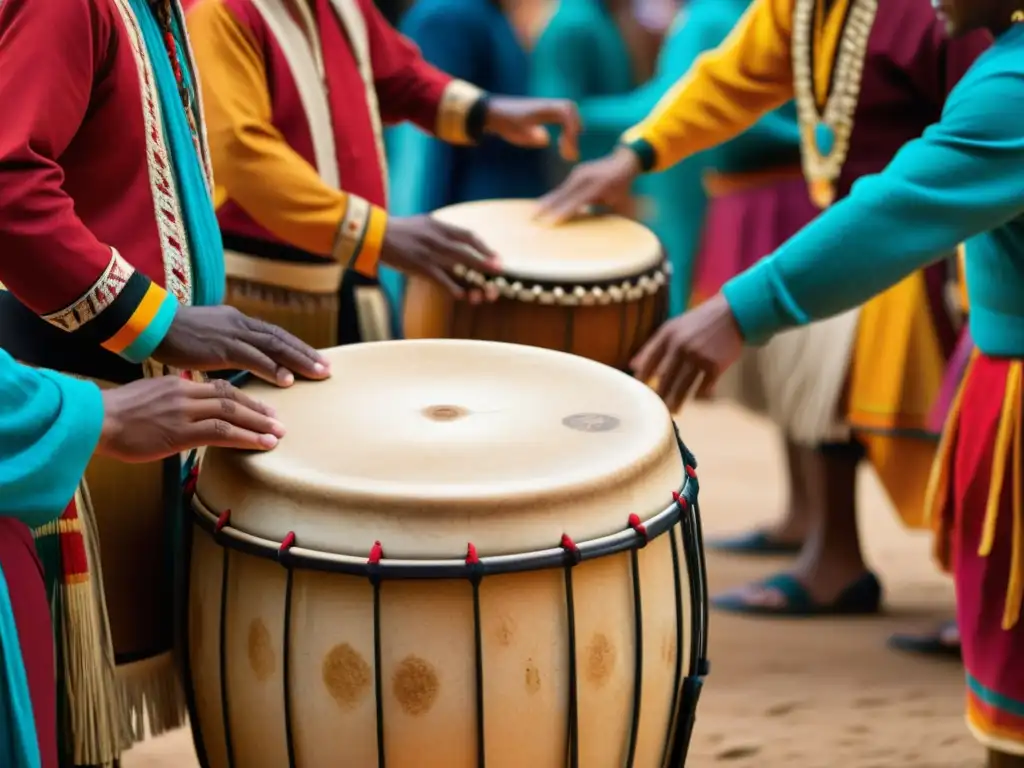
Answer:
[0, 0, 123, 315]
[360, 0, 450, 130]
[877, 0, 990, 111]
[943, 28, 993, 94]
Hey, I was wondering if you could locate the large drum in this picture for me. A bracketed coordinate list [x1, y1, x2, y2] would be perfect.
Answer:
[184, 340, 708, 768]
[402, 200, 670, 370]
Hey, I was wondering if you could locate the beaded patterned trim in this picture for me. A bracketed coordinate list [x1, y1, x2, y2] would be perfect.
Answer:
[792, 0, 877, 209]
[41, 250, 135, 332]
[109, 0, 194, 306]
[451, 261, 670, 306]
[436, 80, 487, 146]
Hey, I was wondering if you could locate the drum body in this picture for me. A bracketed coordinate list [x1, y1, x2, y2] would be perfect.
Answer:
[185, 340, 708, 768]
[402, 200, 670, 370]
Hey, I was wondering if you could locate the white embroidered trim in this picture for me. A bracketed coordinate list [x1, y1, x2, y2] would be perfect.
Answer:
[41, 249, 136, 332]
[437, 79, 486, 146]
[327, 0, 390, 202]
[109, 0, 194, 306]
[332, 195, 372, 266]
[792, 0, 877, 208]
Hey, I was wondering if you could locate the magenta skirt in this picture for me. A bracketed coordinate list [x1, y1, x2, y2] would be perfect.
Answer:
[693, 170, 818, 302]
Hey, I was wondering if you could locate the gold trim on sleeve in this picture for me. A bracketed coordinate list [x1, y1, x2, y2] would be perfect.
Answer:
[435, 79, 486, 145]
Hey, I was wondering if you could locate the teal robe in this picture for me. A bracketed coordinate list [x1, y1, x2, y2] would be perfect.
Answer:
[0, 350, 103, 768]
[574, 0, 799, 315]
[529, 0, 635, 181]
[381, 0, 547, 333]
[723, 23, 1024, 356]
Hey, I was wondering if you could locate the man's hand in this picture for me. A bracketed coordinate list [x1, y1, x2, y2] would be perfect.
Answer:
[630, 293, 745, 413]
[382, 215, 501, 300]
[484, 96, 581, 161]
[98, 377, 285, 463]
[155, 306, 331, 387]
[535, 146, 642, 225]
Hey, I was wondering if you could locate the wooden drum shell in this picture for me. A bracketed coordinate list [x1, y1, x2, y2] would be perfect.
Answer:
[180, 340, 709, 768]
[402, 274, 668, 371]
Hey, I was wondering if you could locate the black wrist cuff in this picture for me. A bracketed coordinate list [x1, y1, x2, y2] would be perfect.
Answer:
[466, 95, 491, 143]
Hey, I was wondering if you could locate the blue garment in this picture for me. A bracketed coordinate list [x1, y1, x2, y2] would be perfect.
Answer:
[0, 350, 104, 768]
[128, 0, 225, 311]
[530, 0, 635, 177]
[381, 0, 547, 327]
[576, 0, 800, 314]
[723, 24, 1024, 356]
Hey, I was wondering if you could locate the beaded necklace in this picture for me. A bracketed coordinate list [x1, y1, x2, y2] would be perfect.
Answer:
[150, 0, 201, 149]
[792, 0, 878, 209]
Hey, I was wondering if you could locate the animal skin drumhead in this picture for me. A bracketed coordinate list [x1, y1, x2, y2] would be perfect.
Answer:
[196, 339, 683, 559]
[430, 199, 663, 283]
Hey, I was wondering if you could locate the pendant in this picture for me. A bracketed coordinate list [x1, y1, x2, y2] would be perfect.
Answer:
[809, 178, 835, 209]
[814, 121, 836, 157]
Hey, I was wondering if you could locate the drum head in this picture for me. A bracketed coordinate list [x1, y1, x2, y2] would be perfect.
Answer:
[196, 340, 682, 558]
[430, 199, 663, 283]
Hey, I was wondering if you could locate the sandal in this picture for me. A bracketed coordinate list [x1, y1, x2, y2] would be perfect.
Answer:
[712, 571, 883, 617]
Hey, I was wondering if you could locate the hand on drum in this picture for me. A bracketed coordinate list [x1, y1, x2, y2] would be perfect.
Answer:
[630, 293, 745, 413]
[155, 305, 331, 387]
[98, 376, 285, 462]
[535, 146, 642, 225]
[483, 96, 581, 161]
[382, 215, 502, 301]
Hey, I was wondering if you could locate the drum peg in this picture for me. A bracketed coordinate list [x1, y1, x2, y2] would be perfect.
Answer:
[453, 263, 467, 277]
[608, 286, 623, 302]
[552, 286, 565, 302]
[494, 276, 508, 289]
[575, 286, 595, 306]
[653, 270, 666, 286]
[521, 285, 540, 302]
[539, 289, 556, 305]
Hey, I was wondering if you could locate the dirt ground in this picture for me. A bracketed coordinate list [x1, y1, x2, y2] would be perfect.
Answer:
[123, 401, 980, 767]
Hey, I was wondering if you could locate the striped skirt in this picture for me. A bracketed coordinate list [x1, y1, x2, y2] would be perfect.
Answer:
[928, 353, 1024, 754]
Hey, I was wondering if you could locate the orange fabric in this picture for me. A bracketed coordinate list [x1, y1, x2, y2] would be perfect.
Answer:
[186, 0, 384, 274]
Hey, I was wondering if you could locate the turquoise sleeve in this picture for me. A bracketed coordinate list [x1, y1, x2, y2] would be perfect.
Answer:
[0, 350, 103, 527]
[530, 19, 593, 103]
[722, 66, 1024, 343]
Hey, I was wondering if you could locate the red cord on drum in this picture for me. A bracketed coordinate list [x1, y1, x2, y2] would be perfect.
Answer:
[367, 541, 384, 565]
[215, 509, 231, 532]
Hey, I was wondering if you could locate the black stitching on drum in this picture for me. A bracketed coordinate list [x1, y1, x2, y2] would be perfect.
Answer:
[279, 533, 298, 768]
[367, 542, 387, 768]
[216, 516, 236, 768]
[466, 544, 486, 767]
[625, 516, 648, 768]
[563, 305, 575, 355]
[560, 534, 582, 768]
[188, 428, 711, 764]
[662, 522, 685, 768]
[178, 461, 212, 768]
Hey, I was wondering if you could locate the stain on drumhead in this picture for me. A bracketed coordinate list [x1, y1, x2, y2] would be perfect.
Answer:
[562, 413, 621, 433]
[247, 618, 275, 682]
[524, 660, 542, 694]
[585, 632, 617, 687]
[422, 404, 469, 422]
[393, 655, 440, 715]
[322, 643, 372, 708]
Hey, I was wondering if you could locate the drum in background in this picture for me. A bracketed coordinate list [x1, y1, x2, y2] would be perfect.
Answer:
[402, 200, 670, 371]
[184, 339, 709, 768]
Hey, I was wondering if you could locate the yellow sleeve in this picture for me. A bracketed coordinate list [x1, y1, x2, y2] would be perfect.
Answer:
[621, 0, 795, 172]
[187, 0, 385, 277]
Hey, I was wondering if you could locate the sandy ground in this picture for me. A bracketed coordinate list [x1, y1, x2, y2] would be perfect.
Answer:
[123, 401, 979, 767]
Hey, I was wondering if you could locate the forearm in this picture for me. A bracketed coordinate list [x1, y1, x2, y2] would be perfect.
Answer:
[721, 102, 1024, 342]
[620, 0, 794, 172]
[211, 129, 386, 276]
[0, 0, 176, 362]
[371, 1, 488, 145]
[0, 354, 103, 527]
